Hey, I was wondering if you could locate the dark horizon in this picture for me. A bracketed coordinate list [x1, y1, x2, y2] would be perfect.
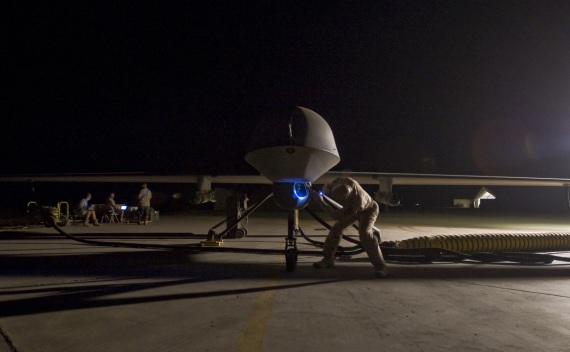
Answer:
[3, 1, 570, 198]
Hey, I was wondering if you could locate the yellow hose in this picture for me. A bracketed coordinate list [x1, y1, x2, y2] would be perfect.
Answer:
[395, 233, 570, 253]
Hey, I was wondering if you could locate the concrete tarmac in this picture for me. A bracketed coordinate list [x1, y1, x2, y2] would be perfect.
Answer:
[1, 209, 570, 352]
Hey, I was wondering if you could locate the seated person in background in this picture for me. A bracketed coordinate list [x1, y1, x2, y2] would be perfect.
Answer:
[106, 192, 125, 222]
[75, 193, 101, 227]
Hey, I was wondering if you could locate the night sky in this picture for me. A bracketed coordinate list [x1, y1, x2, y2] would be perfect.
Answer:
[3, 1, 570, 180]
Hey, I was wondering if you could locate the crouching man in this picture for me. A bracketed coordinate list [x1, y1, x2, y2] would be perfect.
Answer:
[310, 177, 388, 278]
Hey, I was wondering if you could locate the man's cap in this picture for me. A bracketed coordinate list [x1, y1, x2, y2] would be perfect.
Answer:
[331, 184, 352, 201]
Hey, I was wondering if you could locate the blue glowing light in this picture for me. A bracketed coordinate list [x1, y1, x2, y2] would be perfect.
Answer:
[272, 182, 311, 210]
[293, 183, 309, 202]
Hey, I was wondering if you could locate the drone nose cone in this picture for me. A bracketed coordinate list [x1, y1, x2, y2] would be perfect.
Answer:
[245, 106, 340, 183]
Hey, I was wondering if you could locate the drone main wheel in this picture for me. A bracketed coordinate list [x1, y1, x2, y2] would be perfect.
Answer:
[285, 248, 298, 272]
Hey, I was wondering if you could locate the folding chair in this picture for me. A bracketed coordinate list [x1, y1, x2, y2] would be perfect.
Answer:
[101, 205, 119, 223]
[69, 209, 86, 225]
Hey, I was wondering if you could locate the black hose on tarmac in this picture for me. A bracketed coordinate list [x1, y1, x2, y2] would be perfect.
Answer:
[47, 216, 202, 251]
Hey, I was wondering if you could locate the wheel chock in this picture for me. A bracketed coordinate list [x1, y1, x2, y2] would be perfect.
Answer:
[201, 240, 224, 247]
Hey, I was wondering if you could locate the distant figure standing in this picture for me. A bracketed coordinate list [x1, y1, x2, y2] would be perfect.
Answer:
[137, 183, 152, 225]
[75, 193, 101, 227]
[106, 192, 125, 222]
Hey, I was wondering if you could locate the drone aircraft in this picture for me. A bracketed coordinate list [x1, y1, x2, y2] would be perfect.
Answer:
[2, 106, 570, 270]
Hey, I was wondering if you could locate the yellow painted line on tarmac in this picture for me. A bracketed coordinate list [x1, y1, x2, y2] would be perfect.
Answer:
[235, 257, 284, 352]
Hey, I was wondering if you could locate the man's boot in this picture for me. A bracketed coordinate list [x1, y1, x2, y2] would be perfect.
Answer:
[313, 258, 335, 269]
[375, 265, 389, 278]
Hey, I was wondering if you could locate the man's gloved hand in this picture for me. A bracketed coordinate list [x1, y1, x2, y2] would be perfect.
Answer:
[309, 188, 324, 202]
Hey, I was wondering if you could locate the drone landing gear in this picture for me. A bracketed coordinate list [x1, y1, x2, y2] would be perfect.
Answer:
[201, 193, 306, 272]
[285, 210, 299, 272]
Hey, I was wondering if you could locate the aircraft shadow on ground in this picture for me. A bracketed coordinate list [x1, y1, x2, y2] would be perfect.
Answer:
[0, 249, 347, 317]
[2, 245, 570, 318]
